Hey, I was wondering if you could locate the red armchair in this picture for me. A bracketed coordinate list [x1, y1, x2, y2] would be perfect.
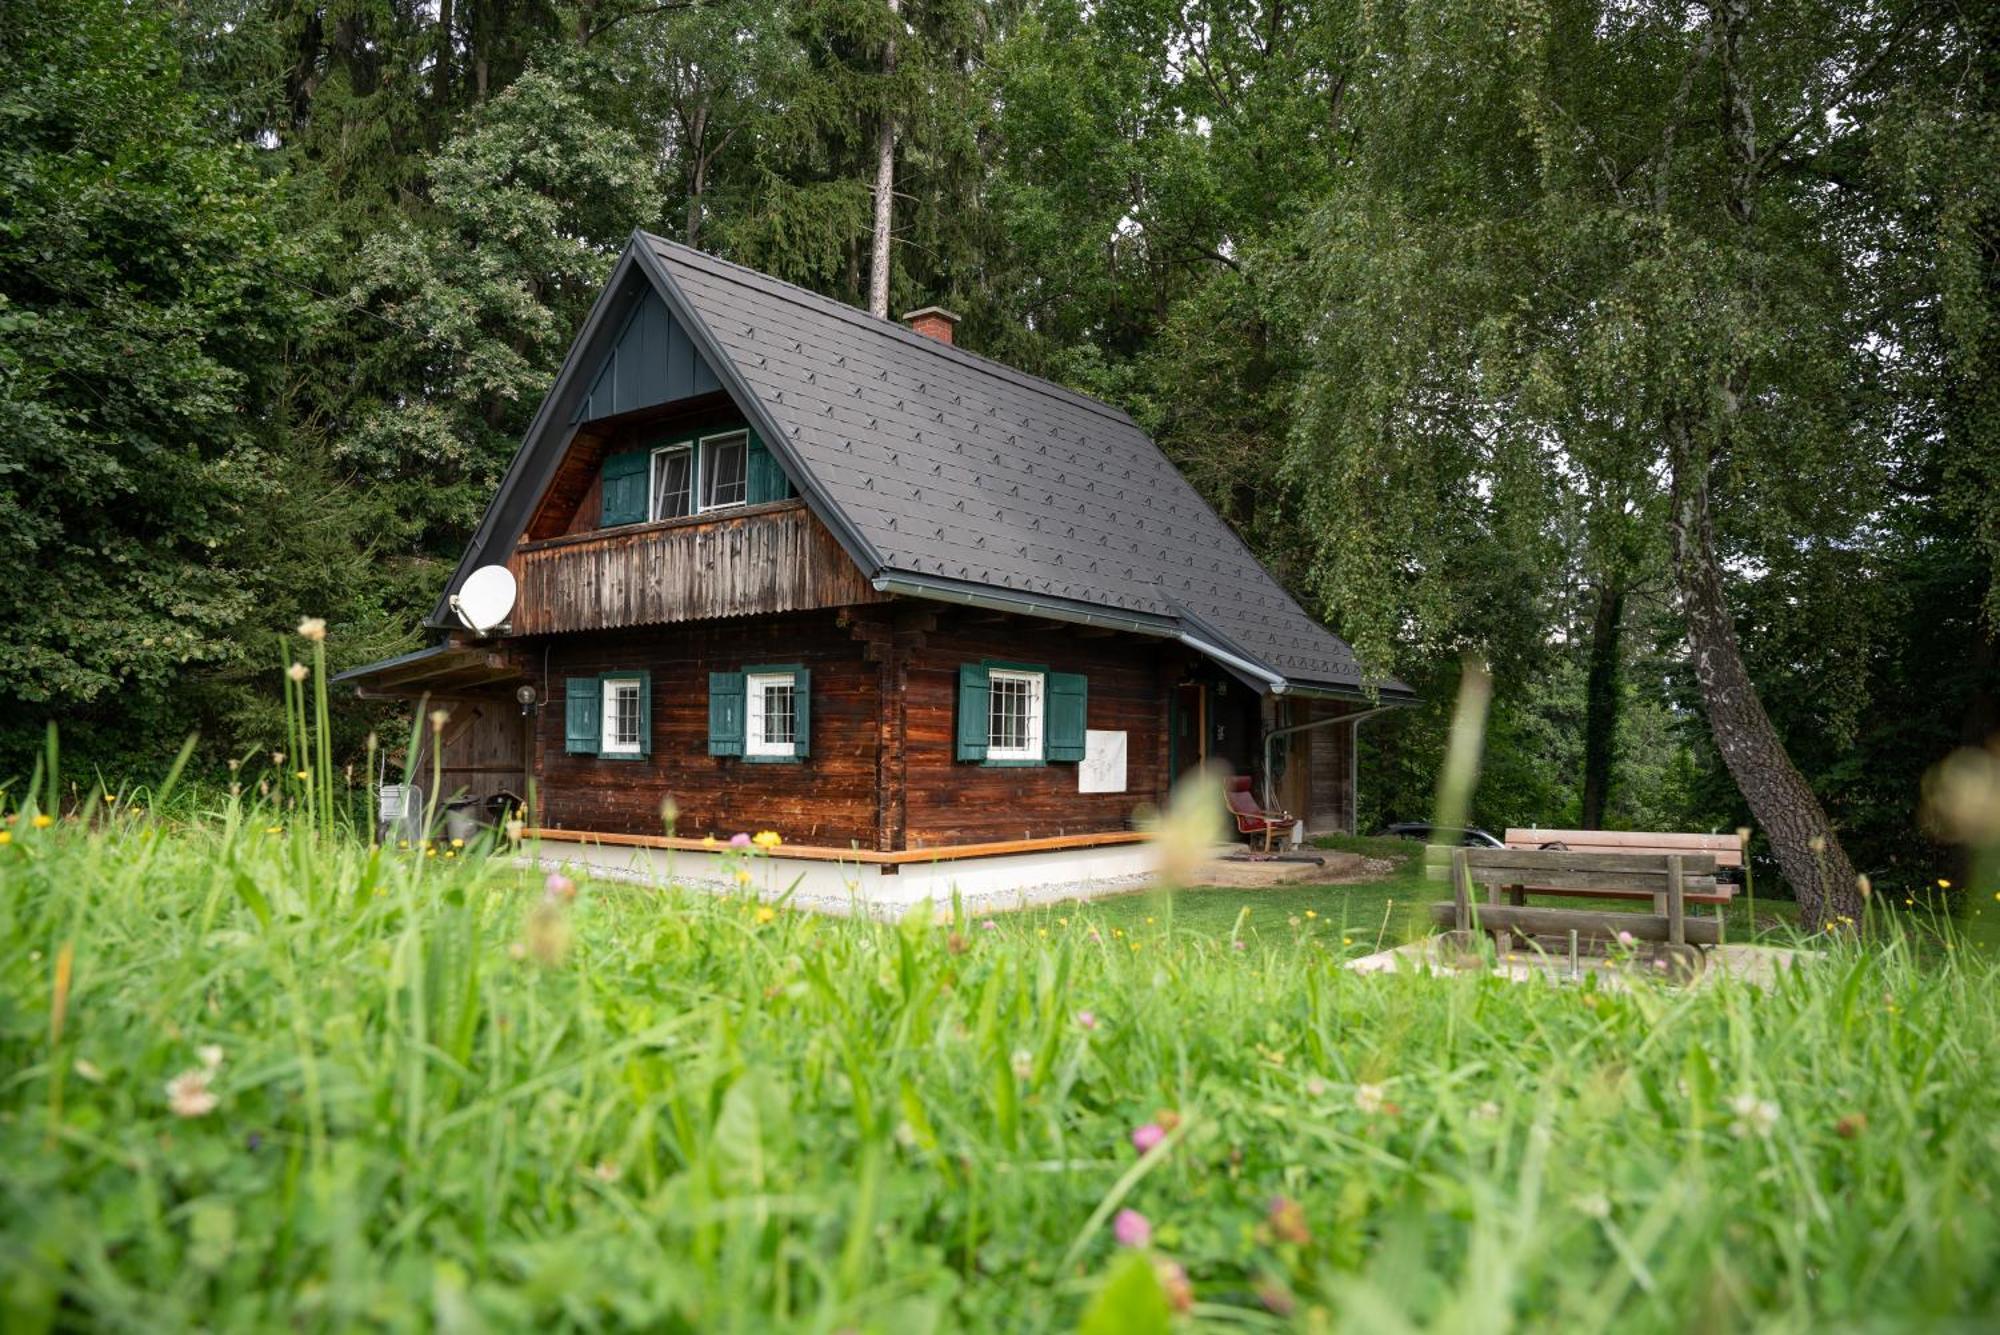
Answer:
[1225, 776, 1293, 854]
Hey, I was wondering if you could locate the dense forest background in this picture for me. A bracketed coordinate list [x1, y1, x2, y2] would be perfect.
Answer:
[1, 0, 1993, 890]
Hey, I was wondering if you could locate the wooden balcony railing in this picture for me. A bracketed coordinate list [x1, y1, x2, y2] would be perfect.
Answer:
[506, 500, 883, 635]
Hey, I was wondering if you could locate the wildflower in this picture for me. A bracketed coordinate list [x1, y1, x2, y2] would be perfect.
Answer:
[1145, 915, 1156, 925]
[1231, 939, 1246, 951]
[981, 919, 998, 932]
[1615, 930, 1636, 948]
[197, 1044, 224, 1070]
[1304, 1076, 1328, 1098]
[287, 662, 309, 683]
[1130, 941, 1142, 952]
[429, 708, 450, 731]
[590, 1159, 622, 1183]
[701, 834, 717, 848]
[1836, 1111, 1868, 1139]
[1728, 1091, 1781, 1138]
[1473, 1100, 1502, 1122]
[1256, 1279, 1298, 1317]
[1112, 1208, 1152, 1248]
[1057, 917, 1069, 927]
[1305, 909, 1317, 919]
[0, 832, 10, 846]
[424, 847, 436, 858]
[504, 819, 525, 842]
[268, 826, 285, 836]
[729, 832, 752, 848]
[1267, 1195, 1312, 1245]
[752, 830, 782, 849]
[544, 872, 576, 903]
[894, 1120, 919, 1148]
[296, 770, 310, 782]
[165, 1068, 219, 1118]
[1354, 1082, 1388, 1116]
[1288, 915, 1302, 928]
[1155, 1109, 1181, 1132]
[1075, 1010, 1098, 1030]
[1087, 929, 1102, 943]
[72, 1058, 104, 1083]
[755, 905, 776, 925]
[735, 869, 754, 886]
[1036, 928, 1048, 938]
[1938, 878, 1952, 889]
[1342, 936, 1353, 946]
[296, 616, 326, 642]
[102, 793, 117, 805]
[1011, 1049, 1034, 1079]
[398, 839, 410, 849]
[33, 814, 52, 829]
[1574, 1193, 1611, 1220]
[1154, 1259, 1194, 1313]
[1131, 1123, 1166, 1154]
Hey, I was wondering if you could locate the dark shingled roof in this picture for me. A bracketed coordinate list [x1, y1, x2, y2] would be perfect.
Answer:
[644, 236, 1401, 697]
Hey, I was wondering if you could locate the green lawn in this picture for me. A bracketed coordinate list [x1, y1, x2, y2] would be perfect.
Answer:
[4, 811, 1996, 1330]
[1085, 834, 1800, 947]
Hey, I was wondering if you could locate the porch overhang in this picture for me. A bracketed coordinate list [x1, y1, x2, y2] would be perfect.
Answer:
[333, 644, 526, 700]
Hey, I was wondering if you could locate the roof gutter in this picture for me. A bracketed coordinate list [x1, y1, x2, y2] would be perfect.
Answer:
[871, 571, 1293, 692]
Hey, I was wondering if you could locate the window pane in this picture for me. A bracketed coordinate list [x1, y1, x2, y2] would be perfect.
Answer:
[603, 680, 642, 751]
[653, 449, 692, 519]
[989, 676, 1027, 751]
[762, 682, 795, 745]
[704, 434, 747, 508]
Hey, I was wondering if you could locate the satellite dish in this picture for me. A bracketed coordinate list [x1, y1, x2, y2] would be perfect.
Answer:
[450, 565, 517, 635]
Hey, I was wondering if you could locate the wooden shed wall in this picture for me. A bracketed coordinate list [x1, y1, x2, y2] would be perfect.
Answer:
[898, 617, 1172, 848]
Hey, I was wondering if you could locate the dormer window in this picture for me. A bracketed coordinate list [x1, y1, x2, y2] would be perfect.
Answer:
[646, 429, 751, 521]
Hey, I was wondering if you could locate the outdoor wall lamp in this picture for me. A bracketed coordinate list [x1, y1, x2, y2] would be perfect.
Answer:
[516, 683, 538, 716]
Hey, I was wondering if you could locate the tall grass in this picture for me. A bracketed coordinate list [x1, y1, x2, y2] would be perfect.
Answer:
[2, 801, 1996, 1330]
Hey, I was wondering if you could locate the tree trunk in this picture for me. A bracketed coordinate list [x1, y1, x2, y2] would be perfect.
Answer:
[868, 0, 902, 320]
[1667, 416, 1861, 930]
[1579, 577, 1625, 830]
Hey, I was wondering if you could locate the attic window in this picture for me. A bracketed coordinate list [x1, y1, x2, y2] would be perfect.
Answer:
[646, 430, 754, 521]
[702, 431, 748, 509]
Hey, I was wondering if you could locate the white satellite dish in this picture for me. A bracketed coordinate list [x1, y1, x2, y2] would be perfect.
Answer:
[450, 565, 517, 635]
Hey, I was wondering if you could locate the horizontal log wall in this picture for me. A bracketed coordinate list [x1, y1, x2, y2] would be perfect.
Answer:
[532, 611, 881, 844]
[507, 501, 885, 636]
[900, 615, 1172, 847]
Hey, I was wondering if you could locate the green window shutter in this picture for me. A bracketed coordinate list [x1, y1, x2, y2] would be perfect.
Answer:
[564, 678, 600, 755]
[708, 671, 745, 756]
[791, 668, 811, 758]
[1047, 672, 1088, 761]
[745, 432, 791, 504]
[634, 669, 653, 757]
[955, 663, 990, 762]
[600, 450, 649, 526]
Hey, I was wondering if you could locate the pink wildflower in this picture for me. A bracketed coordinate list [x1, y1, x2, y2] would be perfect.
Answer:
[1131, 1122, 1166, 1153]
[1112, 1208, 1152, 1248]
[1615, 930, 1636, 948]
[729, 832, 752, 848]
[543, 872, 576, 903]
[981, 918, 999, 932]
[1075, 1009, 1098, 1030]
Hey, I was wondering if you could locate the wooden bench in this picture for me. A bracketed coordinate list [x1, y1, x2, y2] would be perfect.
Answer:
[1501, 829, 1741, 906]
[1426, 846, 1720, 975]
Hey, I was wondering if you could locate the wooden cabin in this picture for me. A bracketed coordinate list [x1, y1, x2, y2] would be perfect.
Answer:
[338, 235, 1410, 904]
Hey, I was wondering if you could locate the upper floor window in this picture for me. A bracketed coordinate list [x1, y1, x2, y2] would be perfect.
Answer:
[649, 430, 749, 522]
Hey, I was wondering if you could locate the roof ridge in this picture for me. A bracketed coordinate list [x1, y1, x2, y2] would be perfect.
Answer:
[641, 232, 1140, 432]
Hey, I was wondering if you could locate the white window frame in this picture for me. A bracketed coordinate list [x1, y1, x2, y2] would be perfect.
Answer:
[744, 670, 798, 758]
[986, 668, 1045, 762]
[600, 676, 645, 755]
[698, 429, 749, 512]
[648, 443, 695, 521]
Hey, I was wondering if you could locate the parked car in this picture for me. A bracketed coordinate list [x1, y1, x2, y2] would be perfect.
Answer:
[1378, 821, 1505, 848]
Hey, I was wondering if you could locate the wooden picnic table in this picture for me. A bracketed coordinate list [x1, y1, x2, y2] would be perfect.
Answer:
[1427, 844, 1725, 976]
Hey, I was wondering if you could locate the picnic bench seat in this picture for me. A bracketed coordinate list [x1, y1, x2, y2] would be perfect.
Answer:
[1426, 845, 1721, 975]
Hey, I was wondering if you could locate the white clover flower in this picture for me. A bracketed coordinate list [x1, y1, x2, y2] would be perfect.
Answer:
[165, 1068, 218, 1118]
[1354, 1082, 1387, 1115]
[1729, 1091, 1781, 1138]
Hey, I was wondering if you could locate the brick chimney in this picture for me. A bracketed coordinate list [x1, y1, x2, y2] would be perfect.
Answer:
[901, 305, 960, 346]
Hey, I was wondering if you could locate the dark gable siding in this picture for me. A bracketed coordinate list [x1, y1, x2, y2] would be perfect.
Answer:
[572, 287, 722, 423]
[533, 610, 879, 844]
[900, 616, 1172, 847]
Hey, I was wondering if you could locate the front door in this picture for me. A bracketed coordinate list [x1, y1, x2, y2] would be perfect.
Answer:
[1171, 682, 1207, 781]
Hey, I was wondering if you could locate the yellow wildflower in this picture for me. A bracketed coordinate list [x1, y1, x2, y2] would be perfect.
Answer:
[752, 830, 783, 849]
[425, 847, 437, 858]
[0, 832, 10, 846]
[33, 814, 52, 828]
[755, 905, 776, 924]
[103, 793, 117, 804]
[701, 834, 718, 849]
[1305, 910, 1318, 919]
[451, 837, 464, 848]
[296, 770, 310, 781]
[735, 869, 752, 885]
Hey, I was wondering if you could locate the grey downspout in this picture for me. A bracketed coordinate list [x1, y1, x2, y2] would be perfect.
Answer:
[1262, 703, 1403, 820]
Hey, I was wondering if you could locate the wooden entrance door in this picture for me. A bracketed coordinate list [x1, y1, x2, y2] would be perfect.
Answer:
[1171, 682, 1207, 781]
